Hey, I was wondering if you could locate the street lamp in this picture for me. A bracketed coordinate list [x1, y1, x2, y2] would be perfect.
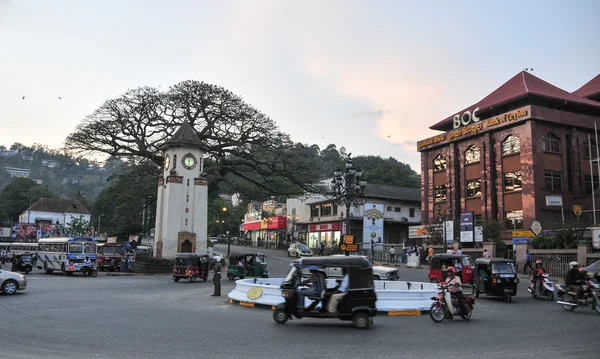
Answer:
[222, 207, 232, 256]
[331, 155, 367, 256]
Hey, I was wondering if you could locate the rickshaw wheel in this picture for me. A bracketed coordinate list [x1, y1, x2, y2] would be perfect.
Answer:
[239, 276, 245, 279]
[191, 275, 197, 283]
[173, 277, 180, 282]
[352, 312, 370, 329]
[273, 309, 288, 324]
[227, 274, 235, 280]
[203, 277, 208, 282]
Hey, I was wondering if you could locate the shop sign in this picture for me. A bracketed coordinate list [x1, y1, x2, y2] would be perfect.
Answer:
[512, 230, 534, 238]
[409, 225, 430, 239]
[453, 107, 480, 129]
[417, 106, 531, 151]
[267, 216, 287, 229]
[545, 195, 563, 207]
[592, 228, 600, 249]
[344, 235, 354, 245]
[309, 222, 341, 232]
[244, 211, 261, 223]
[340, 243, 359, 252]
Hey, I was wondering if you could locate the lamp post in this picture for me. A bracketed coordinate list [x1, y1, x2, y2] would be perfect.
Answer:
[222, 207, 232, 256]
[331, 155, 367, 256]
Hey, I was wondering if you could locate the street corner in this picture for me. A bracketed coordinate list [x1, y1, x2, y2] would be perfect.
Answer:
[378, 309, 429, 316]
[229, 298, 278, 310]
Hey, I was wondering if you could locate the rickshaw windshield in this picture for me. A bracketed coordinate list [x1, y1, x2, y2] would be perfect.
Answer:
[462, 257, 472, 267]
[102, 247, 115, 256]
[284, 266, 299, 282]
[492, 262, 515, 274]
[176, 257, 196, 267]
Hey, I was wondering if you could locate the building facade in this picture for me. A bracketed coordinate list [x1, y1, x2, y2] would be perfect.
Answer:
[19, 198, 92, 226]
[418, 71, 600, 238]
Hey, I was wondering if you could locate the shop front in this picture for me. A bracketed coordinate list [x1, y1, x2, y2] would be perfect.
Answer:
[307, 222, 342, 249]
[266, 216, 287, 248]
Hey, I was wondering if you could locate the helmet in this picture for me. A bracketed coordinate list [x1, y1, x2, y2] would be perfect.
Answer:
[446, 266, 456, 274]
[536, 260, 542, 265]
[569, 261, 579, 269]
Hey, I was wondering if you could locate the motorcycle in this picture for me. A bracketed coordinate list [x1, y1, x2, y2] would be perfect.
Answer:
[527, 273, 554, 301]
[556, 277, 600, 314]
[429, 284, 475, 323]
[82, 264, 98, 278]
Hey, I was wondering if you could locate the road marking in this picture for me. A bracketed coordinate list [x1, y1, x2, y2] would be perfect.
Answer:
[388, 310, 422, 316]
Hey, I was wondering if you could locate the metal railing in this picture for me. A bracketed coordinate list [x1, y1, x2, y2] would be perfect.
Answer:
[529, 253, 577, 279]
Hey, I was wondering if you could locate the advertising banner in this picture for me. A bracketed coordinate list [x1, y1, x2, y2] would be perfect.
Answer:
[459, 212, 474, 242]
[363, 203, 384, 251]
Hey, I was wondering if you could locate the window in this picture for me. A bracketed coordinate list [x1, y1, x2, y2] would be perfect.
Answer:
[186, 194, 189, 203]
[544, 170, 562, 191]
[434, 185, 447, 202]
[310, 204, 320, 217]
[321, 203, 333, 216]
[387, 206, 392, 212]
[409, 208, 415, 217]
[466, 179, 482, 198]
[542, 133, 561, 153]
[465, 146, 481, 164]
[394, 207, 401, 212]
[504, 171, 522, 192]
[333, 205, 338, 216]
[584, 141, 598, 159]
[584, 175, 599, 195]
[505, 210, 524, 229]
[433, 154, 447, 172]
[501, 135, 520, 156]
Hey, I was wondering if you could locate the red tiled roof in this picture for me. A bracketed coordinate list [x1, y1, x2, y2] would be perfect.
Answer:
[572, 74, 600, 99]
[29, 198, 91, 215]
[430, 71, 600, 131]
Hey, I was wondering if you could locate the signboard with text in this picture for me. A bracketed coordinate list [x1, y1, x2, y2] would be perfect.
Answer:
[444, 221, 454, 244]
[459, 212, 474, 242]
[363, 203, 384, 251]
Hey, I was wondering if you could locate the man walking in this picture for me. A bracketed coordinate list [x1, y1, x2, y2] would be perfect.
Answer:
[524, 250, 532, 275]
[211, 262, 222, 297]
[389, 246, 396, 265]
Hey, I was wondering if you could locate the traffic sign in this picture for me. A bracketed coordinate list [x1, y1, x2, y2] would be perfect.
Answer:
[345, 235, 354, 245]
[530, 221, 542, 236]
[512, 230, 534, 238]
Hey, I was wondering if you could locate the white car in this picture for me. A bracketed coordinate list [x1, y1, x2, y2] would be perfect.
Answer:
[327, 255, 399, 280]
[209, 237, 218, 244]
[0, 268, 27, 295]
[287, 242, 313, 258]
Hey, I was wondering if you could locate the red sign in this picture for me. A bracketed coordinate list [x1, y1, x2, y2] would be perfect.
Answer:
[243, 222, 261, 231]
[267, 216, 287, 229]
[309, 222, 341, 232]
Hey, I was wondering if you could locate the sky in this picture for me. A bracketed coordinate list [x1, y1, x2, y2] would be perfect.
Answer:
[0, 0, 599, 171]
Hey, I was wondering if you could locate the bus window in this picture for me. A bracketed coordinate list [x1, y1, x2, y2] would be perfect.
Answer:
[84, 243, 96, 254]
[69, 243, 83, 253]
[115, 247, 125, 255]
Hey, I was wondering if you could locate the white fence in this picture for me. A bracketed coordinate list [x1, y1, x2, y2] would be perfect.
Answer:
[228, 278, 436, 312]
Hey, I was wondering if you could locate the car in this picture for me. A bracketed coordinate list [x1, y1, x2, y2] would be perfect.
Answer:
[327, 255, 399, 280]
[209, 237, 218, 244]
[287, 242, 313, 258]
[583, 260, 600, 273]
[0, 268, 27, 295]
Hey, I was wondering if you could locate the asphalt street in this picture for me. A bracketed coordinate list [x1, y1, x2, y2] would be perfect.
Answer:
[0, 244, 598, 359]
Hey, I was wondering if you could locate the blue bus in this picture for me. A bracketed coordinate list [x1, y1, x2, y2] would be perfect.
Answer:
[37, 237, 96, 275]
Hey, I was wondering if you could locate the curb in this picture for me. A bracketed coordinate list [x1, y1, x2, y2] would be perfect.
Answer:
[105, 273, 171, 277]
[228, 299, 428, 315]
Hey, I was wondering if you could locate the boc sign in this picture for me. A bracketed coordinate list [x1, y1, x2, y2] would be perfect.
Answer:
[453, 107, 480, 129]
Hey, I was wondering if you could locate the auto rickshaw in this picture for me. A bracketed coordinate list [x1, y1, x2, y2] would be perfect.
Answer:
[11, 253, 34, 274]
[172, 253, 210, 283]
[472, 258, 518, 303]
[273, 256, 377, 329]
[226, 252, 268, 280]
[429, 254, 474, 284]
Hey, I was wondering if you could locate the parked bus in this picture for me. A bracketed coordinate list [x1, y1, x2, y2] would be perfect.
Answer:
[10, 243, 38, 255]
[37, 237, 96, 275]
[96, 242, 124, 271]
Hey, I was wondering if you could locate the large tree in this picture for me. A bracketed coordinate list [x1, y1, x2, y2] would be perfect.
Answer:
[65, 82, 323, 198]
[0, 178, 55, 223]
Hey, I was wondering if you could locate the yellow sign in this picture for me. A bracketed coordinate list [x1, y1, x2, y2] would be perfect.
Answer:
[345, 235, 354, 245]
[573, 205, 582, 217]
[512, 230, 534, 238]
[340, 244, 359, 252]
[246, 287, 263, 300]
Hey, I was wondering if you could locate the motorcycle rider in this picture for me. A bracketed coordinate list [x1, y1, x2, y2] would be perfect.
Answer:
[532, 260, 547, 297]
[445, 266, 469, 320]
[83, 256, 93, 276]
[565, 261, 587, 300]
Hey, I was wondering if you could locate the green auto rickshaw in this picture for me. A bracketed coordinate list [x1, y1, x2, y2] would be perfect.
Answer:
[227, 252, 269, 280]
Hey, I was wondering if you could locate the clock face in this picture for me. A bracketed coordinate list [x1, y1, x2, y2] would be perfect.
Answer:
[182, 154, 197, 169]
[164, 155, 170, 170]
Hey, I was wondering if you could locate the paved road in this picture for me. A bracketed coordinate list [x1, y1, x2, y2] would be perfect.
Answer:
[1, 246, 598, 358]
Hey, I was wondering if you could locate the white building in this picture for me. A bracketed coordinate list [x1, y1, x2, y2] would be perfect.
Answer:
[153, 121, 208, 258]
[41, 160, 58, 168]
[19, 198, 92, 226]
[4, 167, 31, 178]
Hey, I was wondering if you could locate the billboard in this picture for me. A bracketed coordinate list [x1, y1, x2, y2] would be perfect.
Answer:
[363, 203, 384, 251]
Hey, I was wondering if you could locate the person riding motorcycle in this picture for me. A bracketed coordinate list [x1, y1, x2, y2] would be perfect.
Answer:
[83, 256, 93, 276]
[532, 260, 547, 297]
[565, 261, 588, 299]
[444, 266, 469, 320]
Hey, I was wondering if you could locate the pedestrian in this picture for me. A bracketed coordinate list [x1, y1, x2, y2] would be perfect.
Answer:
[427, 246, 433, 264]
[370, 239, 375, 257]
[524, 250, 533, 275]
[457, 247, 463, 255]
[211, 262, 222, 296]
[389, 246, 396, 265]
[483, 249, 491, 258]
[319, 241, 325, 256]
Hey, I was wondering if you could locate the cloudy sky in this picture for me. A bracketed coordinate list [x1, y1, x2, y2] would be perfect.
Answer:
[1, 0, 599, 171]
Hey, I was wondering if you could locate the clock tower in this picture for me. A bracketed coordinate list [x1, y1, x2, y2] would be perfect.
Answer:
[154, 121, 208, 259]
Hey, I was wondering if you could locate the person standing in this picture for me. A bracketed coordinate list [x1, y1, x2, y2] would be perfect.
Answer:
[483, 249, 491, 258]
[389, 246, 396, 265]
[457, 247, 463, 255]
[524, 250, 532, 275]
[211, 262, 222, 297]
